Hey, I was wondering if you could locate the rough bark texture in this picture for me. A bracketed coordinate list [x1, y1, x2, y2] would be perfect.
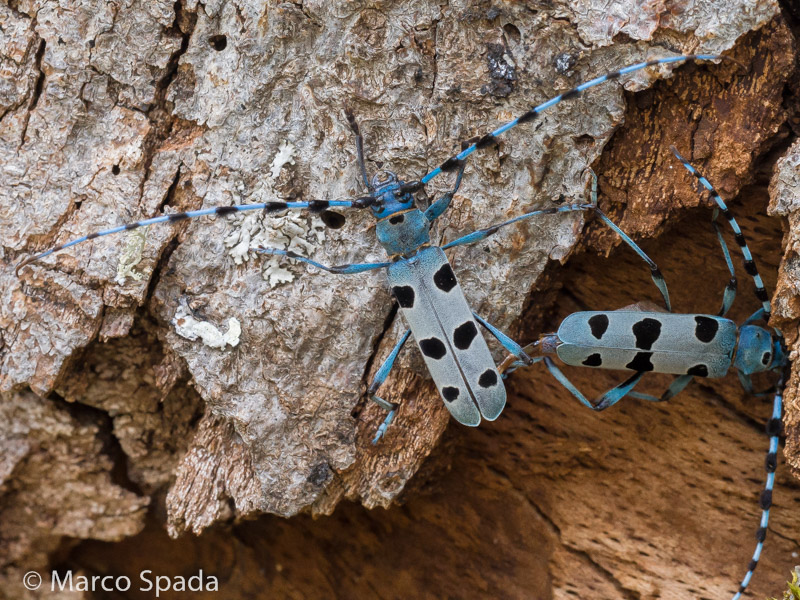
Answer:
[2, 0, 800, 598]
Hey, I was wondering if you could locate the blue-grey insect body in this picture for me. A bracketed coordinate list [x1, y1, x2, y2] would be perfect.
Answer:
[551, 311, 782, 379]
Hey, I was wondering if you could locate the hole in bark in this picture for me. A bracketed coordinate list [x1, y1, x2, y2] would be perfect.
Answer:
[503, 23, 521, 44]
[321, 210, 346, 229]
[574, 134, 595, 148]
[112, 164, 120, 175]
[209, 34, 227, 51]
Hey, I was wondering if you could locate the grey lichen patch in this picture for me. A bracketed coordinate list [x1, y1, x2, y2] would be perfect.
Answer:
[222, 139, 328, 287]
[115, 227, 148, 283]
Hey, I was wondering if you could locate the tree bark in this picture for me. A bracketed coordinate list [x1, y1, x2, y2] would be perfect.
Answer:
[1, 0, 799, 598]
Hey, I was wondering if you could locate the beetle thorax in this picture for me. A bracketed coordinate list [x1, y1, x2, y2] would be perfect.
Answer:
[375, 207, 430, 258]
[734, 324, 775, 375]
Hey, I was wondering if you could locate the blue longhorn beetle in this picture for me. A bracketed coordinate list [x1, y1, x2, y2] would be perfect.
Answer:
[501, 148, 788, 600]
[16, 54, 731, 445]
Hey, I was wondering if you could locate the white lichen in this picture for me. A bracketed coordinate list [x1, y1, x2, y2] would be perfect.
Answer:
[270, 140, 295, 179]
[114, 227, 147, 284]
[222, 141, 327, 288]
[172, 303, 241, 349]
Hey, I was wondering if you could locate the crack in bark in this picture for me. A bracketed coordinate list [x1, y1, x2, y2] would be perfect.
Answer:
[485, 463, 642, 599]
[18, 37, 45, 150]
[12, 193, 85, 266]
[769, 526, 800, 549]
[138, 0, 197, 203]
[88, 1, 119, 64]
[142, 163, 185, 305]
[430, 11, 440, 101]
[4, 0, 32, 22]
[52, 389, 145, 497]
[485, 463, 562, 537]
[293, 0, 321, 28]
[567, 546, 643, 600]
[0, 21, 37, 126]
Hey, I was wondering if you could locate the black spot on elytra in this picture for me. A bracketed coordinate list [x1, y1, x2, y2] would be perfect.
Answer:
[687, 364, 709, 377]
[419, 338, 447, 360]
[478, 369, 498, 388]
[442, 386, 460, 402]
[453, 321, 478, 350]
[625, 352, 654, 372]
[694, 316, 719, 343]
[588, 314, 609, 340]
[389, 214, 405, 225]
[433, 263, 457, 292]
[392, 286, 415, 308]
[632, 318, 662, 350]
[582, 353, 602, 367]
